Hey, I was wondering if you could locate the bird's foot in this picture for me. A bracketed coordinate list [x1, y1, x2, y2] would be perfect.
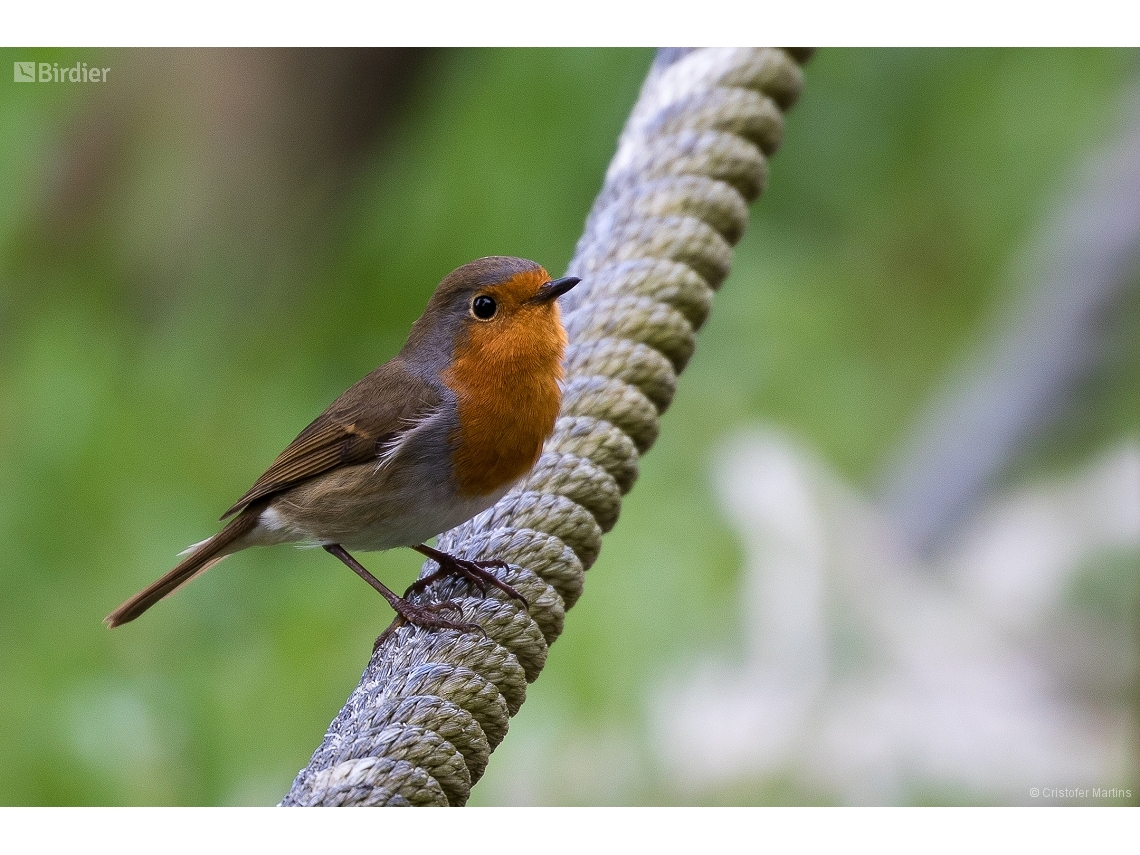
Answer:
[322, 544, 486, 651]
[410, 544, 529, 608]
[373, 597, 482, 652]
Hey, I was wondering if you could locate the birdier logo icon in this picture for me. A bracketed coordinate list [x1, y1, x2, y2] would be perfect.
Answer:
[12, 61, 109, 83]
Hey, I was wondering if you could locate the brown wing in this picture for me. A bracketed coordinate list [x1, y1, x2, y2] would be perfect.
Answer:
[220, 358, 442, 519]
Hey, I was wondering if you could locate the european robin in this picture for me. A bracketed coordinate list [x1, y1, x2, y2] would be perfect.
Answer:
[106, 256, 579, 638]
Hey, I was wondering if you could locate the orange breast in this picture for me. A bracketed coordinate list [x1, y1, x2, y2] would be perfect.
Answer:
[443, 276, 567, 497]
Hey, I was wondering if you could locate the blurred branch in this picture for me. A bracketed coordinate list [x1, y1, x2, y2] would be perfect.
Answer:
[876, 81, 1140, 554]
[23, 49, 434, 321]
[43, 48, 433, 232]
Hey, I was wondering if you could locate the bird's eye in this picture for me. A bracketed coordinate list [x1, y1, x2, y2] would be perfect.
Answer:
[471, 295, 497, 320]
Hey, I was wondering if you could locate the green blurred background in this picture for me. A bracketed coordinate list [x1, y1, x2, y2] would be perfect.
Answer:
[0, 48, 1137, 805]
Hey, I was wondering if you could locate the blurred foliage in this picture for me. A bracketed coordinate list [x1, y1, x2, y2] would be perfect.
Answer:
[0, 48, 1136, 805]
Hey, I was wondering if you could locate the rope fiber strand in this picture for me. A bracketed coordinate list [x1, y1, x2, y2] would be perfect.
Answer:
[280, 47, 810, 807]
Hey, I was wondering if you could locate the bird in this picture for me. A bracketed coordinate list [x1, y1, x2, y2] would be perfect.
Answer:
[106, 256, 580, 639]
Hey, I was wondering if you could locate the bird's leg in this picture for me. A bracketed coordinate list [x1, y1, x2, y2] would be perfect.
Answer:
[323, 544, 479, 649]
[409, 544, 529, 608]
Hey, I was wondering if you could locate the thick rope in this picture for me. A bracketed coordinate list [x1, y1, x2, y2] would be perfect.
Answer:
[281, 47, 810, 807]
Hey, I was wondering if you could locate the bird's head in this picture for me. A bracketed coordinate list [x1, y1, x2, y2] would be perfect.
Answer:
[404, 256, 580, 373]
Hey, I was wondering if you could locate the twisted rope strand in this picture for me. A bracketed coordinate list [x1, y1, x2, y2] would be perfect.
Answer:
[281, 46, 809, 807]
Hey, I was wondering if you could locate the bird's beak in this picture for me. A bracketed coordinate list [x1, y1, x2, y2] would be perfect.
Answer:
[528, 276, 581, 304]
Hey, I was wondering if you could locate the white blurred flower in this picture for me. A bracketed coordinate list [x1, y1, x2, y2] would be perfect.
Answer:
[653, 427, 1139, 804]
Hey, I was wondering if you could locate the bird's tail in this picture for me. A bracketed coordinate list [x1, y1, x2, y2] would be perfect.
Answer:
[105, 507, 261, 628]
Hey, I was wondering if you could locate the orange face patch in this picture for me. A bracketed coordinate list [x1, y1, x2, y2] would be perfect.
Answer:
[443, 268, 568, 497]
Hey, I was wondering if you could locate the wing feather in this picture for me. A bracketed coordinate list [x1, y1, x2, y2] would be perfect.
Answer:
[220, 359, 442, 519]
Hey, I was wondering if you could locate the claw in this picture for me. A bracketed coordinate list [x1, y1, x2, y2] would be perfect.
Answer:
[427, 599, 465, 618]
[412, 544, 530, 609]
[323, 544, 488, 649]
[372, 600, 483, 652]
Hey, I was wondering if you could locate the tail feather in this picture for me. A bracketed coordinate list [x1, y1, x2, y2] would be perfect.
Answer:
[105, 508, 261, 628]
